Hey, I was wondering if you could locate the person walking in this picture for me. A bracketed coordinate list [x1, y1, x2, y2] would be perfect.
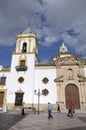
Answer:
[47, 102, 53, 119]
[57, 104, 61, 113]
[67, 102, 74, 117]
[22, 102, 25, 115]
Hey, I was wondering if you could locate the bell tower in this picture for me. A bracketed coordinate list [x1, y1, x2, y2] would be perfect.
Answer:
[15, 26, 38, 57]
[7, 26, 39, 106]
[11, 26, 39, 71]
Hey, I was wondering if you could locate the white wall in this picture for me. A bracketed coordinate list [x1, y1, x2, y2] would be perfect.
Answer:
[34, 68, 57, 104]
[6, 54, 35, 104]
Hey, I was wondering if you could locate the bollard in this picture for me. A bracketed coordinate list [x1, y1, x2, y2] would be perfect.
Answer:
[3, 106, 7, 112]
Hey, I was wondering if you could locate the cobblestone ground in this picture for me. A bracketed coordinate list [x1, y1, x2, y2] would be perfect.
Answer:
[0, 111, 86, 130]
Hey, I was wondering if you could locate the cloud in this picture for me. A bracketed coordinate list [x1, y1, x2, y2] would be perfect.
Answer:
[0, 0, 86, 57]
[38, 59, 49, 64]
[0, 0, 43, 45]
[40, 0, 86, 56]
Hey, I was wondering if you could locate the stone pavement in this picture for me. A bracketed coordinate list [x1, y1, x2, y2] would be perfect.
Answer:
[0, 111, 26, 130]
[6, 111, 86, 130]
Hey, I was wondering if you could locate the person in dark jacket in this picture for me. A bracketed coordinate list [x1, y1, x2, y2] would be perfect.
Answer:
[22, 102, 25, 115]
[57, 104, 61, 113]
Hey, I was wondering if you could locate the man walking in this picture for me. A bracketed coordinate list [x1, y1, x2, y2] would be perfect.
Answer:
[48, 102, 53, 119]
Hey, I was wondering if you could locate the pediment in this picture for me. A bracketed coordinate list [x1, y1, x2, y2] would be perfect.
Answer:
[15, 89, 24, 94]
[54, 75, 64, 82]
[56, 56, 84, 68]
[77, 74, 86, 82]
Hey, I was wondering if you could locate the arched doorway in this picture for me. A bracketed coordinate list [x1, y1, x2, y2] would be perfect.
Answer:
[65, 84, 80, 109]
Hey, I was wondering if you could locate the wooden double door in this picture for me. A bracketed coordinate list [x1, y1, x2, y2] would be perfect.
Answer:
[65, 84, 80, 109]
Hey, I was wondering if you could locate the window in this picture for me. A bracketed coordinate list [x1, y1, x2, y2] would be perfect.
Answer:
[68, 68, 73, 80]
[0, 77, 6, 85]
[42, 89, 49, 96]
[42, 77, 49, 84]
[18, 77, 24, 83]
[20, 60, 25, 67]
[15, 60, 27, 71]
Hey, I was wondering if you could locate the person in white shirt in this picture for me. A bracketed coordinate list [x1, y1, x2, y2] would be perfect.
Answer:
[47, 102, 53, 119]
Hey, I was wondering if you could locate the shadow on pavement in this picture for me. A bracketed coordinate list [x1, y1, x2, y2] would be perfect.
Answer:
[63, 117, 86, 130]
[78, 117, 86, 123]
[0, 112, 26, 130]
[63, 126, 86, 130]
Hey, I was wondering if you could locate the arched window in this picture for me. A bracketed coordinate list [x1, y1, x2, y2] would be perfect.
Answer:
[22, 42, 27, 53]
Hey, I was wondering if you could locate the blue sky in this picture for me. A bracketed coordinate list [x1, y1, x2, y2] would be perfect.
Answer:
[0, 0, 86, 66]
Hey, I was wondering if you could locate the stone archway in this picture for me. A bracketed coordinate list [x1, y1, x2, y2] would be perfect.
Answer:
[65, 84, 80, 109]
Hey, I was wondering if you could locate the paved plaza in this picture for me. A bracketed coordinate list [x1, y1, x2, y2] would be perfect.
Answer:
[0, 110, 86, 130]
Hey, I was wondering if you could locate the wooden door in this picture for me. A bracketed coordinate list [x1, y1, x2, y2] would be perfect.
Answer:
[0, 92, 4, 107]
[65, 84, 80, 109]
[15, 93, 24, 106]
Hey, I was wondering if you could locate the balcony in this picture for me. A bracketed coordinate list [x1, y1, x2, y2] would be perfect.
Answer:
[15, 65, 28, 71]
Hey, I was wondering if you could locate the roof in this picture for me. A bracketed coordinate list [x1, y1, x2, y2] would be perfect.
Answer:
[22, 26, 32, 34]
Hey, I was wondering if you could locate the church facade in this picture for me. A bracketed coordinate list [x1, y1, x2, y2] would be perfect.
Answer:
[0, 27, 86, 111]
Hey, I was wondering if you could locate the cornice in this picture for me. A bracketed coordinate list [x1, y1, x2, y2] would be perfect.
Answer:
[13, 52, 36, 55]
[0, 70, 10, 72]
[35, 65, 56, 69]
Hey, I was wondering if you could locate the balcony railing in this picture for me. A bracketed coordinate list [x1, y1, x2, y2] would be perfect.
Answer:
[15, 65, 28, 71]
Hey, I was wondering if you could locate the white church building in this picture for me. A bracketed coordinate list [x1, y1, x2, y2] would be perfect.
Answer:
[0, 27, 86, 111]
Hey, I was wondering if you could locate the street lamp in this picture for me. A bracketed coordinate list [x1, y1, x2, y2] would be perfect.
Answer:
[34, 89, 42, 115]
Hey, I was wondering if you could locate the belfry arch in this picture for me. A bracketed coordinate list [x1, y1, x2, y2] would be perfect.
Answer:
[65, 84, 80, 109]
[22, 42, 27, 53]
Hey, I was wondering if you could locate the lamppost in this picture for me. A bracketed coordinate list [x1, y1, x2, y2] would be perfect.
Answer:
[34, 89, 42, 115]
